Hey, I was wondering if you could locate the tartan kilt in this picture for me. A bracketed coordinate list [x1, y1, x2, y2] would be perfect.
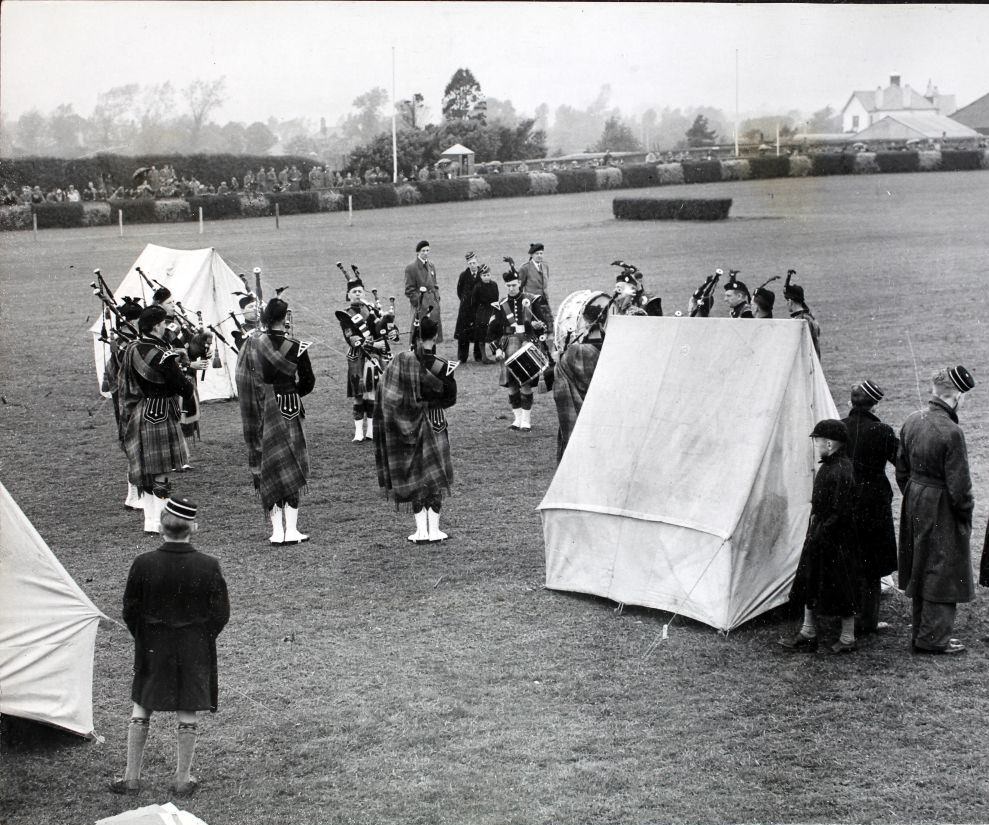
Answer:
[258, 393, 309, 510]
[124, 397, 189, 489]
[346, 351, 381, 398]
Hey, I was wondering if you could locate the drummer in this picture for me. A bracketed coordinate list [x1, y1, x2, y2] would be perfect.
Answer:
[488, 266, 554, 432]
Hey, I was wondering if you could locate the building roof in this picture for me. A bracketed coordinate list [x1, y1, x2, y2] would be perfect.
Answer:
[440, 143, 474, 156]
[845, 84, 937, 115]
[951, 92, 989, 130]
[853, 112, 979, 141]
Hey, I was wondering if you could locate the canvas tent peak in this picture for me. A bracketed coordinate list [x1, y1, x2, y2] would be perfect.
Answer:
[539, 316, 838, 631]
[88, 244, 246, 402]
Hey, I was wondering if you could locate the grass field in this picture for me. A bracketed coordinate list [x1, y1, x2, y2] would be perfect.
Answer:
[2, 170, 989, 825]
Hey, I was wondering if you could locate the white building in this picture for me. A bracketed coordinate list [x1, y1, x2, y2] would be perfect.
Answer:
[841, 75, 956, 134]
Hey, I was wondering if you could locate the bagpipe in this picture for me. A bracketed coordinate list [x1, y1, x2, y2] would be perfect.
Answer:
[334, 262, 391, 365]
[688, 268, 724, 317]
[91, 269, 139, 343]
[610, 260, 663, 317]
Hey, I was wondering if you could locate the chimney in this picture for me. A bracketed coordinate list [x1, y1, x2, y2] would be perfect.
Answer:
[890, 74, 901, 87]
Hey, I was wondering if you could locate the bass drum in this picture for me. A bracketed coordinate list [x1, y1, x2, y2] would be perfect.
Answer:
[554, 289, 609, 353]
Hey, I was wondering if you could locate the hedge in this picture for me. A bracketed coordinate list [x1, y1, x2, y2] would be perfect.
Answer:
[81, 201, 112, 227]
[788, 156, 812, 177]
[467, 177, 491, 200]
[486, 173, 531, 198]
[413, 178, 470, 203]
[655, 163, 685, 185]
[874, 152, 920, 173]
[186, 193, 243, 220]
[918, 151, 941, 171]
[811, 153, 857, 176]
[553, 168, 597, 193]
[240, 194, 271, 217]
[0, 204, 32, 231]
[266, 191, 320, 215]
[721, 160, 750, 181]
[153, 199, 191, 223]
[31, 201, 84, 228]
[853, 153, 880, 174]
[110, 198, 159, 224]
[394, 183, 422, 205]
[748, 156, 791, 180]
[528, 172, 558, 195]
[940, 150, 983, 171]
[621, 163, 661, 188]
[613, 197, 732, 221]
[0, 153, 319, 194]
[595, 167, 623, 189]
[681, 160, 722, 184]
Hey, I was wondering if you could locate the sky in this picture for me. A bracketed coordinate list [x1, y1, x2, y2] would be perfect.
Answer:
[1, 2, 987, 127]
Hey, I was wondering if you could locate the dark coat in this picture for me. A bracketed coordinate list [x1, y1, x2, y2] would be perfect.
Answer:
[842, 407, 898, 578]
[454, 267, 480, 340]
[895, 398, 974, 603]
[789, 450, 858, 616]
[124, 542, 230, 712]
[404, 257, 443, 342]
[470, 280, 500, 344]
[980, 518, 989, 588]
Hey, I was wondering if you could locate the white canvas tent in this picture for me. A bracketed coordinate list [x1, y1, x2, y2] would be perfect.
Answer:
[539, 316, 839, 632]
[90, 245, 245, 401]
[0, 481, 107, 736]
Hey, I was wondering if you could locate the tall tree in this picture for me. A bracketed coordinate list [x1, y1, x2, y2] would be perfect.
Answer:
[496, 118, 547, 161]
[183, 78, 226, 150]
[14, 110, 50, 155]
[341, 87, 390, 144]
[136, 82, 176, 153]
[808, 105, 840, 133]
[442, 68, 486, 124]
[593, 116, 643, 152]
[89, 84, 138, 148]
[485, 97, 518, 129]
[397, 93, 427, 130]
[685, 114, 718, 147]
[48, 104, 87, 158]
[244, 121, 277, 155]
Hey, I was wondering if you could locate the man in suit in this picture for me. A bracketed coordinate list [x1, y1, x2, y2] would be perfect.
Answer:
[518, 243, 553, 333]
[404, 240, 443, 343]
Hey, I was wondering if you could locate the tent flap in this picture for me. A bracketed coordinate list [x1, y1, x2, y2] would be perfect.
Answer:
[0, 481, 106, 736]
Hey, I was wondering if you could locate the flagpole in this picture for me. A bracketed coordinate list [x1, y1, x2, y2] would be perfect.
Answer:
[734, 49, 739, 158]
[391, 46, 398, 183]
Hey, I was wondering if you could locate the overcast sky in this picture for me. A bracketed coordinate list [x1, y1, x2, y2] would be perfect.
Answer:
[1, 2, 987, 127]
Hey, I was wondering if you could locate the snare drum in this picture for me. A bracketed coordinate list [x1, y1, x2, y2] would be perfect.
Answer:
[505, 341, 549, 386]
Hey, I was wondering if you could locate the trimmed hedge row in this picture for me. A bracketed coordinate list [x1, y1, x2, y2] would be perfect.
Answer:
[0, 153, 319, 193]
[3, 151, 986, 231]
[613, 197, 732, 221]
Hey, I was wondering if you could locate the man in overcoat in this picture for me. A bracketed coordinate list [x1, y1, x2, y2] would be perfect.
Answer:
[404, 240, 443, 343]
[896, 365, 976, 654]
[111, 497, 229, 798]
[841, 380, 898, 634]
[454, 251, 483, 362]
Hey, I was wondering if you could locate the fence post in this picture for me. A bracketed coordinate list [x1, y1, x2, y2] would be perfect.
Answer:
[32, 212, 38, 241]
[348, 195, 353, 227]
[118, 209, 124, 237]
[275, 202, 280, 230]
[198, 206, 204, 235]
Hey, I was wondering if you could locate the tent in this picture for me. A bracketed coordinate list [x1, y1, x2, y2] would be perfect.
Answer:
[539, 316, 839, 632]
[89, 245, 246, 402]
[0, 481, 107, 736]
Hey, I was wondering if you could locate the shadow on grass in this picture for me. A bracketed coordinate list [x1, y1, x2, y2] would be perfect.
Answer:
[0, 716, 90, 754]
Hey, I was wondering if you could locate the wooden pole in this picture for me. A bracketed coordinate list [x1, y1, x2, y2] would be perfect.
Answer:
[275, 202, 280, 230]
[118, 209, 124, 237]
[348, 195, 353, 226]
[32, 212, 38, 240]
[198, 206, 204, 234]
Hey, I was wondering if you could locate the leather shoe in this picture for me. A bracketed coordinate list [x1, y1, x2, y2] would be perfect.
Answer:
[830, 640, 857, 654]
[169, 777, 199, 798]
[778, 632, 818, 652]
[914, 640, 966, 655]
[108, 778, 140, 795]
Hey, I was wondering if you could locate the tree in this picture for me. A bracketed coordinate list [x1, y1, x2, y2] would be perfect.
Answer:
[593, 116, 643, 153]
[89, 84, 138, 149]
[397, 93, 427, 130]
[547, 85, 618, 155]
[442, 68, 486, 124]
[13, 110, 50, 155]
[808, 105, 840, 134]
[219, 121, 247, 154]
[48, 104, 87, 158]
[244, 121, 277, 155]
[685, 114, 718, 147]
[485, 97, 518, 129]
[495, 118, 547, 162]
[183, 78, 226, 150]
[641, 108, 658, 151]
[135, 82, 176, 153]
[347, 127, 440, 178]
[340, 87, 390, 144]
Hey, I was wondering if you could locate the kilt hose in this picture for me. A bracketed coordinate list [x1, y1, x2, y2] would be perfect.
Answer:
[258, 393, 309, 511]
[124, 397, 189, 491]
